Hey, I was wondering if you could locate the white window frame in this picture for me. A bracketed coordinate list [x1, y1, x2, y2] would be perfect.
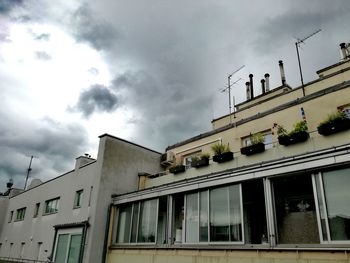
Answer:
[74, 190, 83, 208]
[52, 227, 83, 263]
[44, 197, 60, 215]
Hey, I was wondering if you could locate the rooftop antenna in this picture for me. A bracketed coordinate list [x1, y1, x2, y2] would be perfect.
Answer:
[24, 155, 38, 190]
[221, 65, 245, 124]
[295, 29, 321, 96]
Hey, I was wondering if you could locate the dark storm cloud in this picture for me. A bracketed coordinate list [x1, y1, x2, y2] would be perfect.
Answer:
[0, 0, 23, 14]
[0, 112, 89, 193]
[255, 1, 350, 53]
[35, 51, 51, 61]
[72, 4, 119, 51]
[73, 84, 120, 117]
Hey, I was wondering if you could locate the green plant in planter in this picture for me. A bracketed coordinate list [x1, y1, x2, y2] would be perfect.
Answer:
[251, 132, 265, 145]
[211, 143, 233, 163]
[241, 133, 266, 156]
[277, 121, 309, 146]
[211, 143, 230, 155]
[169, 158, 186, 174]
[317, 110, 350, 135]
[191, 153, 210, 168]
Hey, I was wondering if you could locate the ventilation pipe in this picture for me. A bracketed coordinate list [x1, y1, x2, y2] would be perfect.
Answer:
[279, 60, 286, 85]
[249, 74, 254, 99]
[264, 73, 270, 92]
[261, 79, 266, 94]
[245, 81, 251, 100]
[340, 43, 349, 60]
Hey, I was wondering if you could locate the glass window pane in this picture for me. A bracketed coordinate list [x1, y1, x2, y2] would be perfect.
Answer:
[172, 194, 184, 244]
[273, 175, 319, 244]
[323, 168, 350, 240]
[185, 193, 199, 243]
[210, 187, 230, 242]
[199, 191, 208, 242]
[157, 197, 168, 244]
[242, 179, 268, 244]
[116, 205, 132, 243]
[130, 203, 140, 243]
[55, 234, 69, 263]
[315, 175, 328, 241]
[137, 199, 157, 243]
[229, 185, 242, 242]
[67, 234, 82, 263]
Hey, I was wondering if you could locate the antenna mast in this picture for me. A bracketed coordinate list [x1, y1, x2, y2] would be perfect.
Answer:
[222, 65, 245, 124]
[295, 29, 321, 96]
[24, 155, 38, 190]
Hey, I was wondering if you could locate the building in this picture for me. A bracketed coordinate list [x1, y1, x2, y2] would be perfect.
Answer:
[105, 43, 350, 263]
[0, 135, 161, 263]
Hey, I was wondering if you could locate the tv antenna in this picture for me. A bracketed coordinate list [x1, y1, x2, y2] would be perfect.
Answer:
[221, 65, 245, 124]
[295, 29, 321, 96]
[24, 155, 38, 190]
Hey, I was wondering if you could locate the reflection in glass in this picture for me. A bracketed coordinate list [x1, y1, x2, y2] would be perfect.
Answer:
[130, 203, 140, 243]
[67, 234, 82, 263]
[229, 185, 242, 241]
[55, 234, 69, 263]
[199, 191, 208, 242]
[116, 205, 132, 243]
[210, 187, 229, 241]
[157, 197, 168, 244]
[185, 193, 199, 243]
[323, 168, 350, 240]
[273, 175, 319, 244]
[138, 199, 157, 243]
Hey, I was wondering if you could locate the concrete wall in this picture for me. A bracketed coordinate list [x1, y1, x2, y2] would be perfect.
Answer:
[85, 135, 161, 263]
[106, 249, 350, 263]
[0, 159, 97, 261]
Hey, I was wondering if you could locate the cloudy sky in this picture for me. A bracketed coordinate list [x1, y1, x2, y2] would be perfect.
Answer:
[0, 0, 349, 192]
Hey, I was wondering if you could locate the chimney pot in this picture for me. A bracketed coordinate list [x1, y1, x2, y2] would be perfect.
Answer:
[249, 74, 254, 99]
[278, 60, 286, 85]
[340, 43, 349, 60]
[261, 79, 266, 94]
[264, 73, 270, 92]
[245, 81, 251, 100]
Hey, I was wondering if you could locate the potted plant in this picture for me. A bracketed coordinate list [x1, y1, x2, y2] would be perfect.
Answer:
[191, 153, 210, 168]
[317, 110, 350, 136]
[169, 158, 186, 174]
[240, 133, 266, 156]
[211, 143, 234, 163]
[277, 121, 309, 146]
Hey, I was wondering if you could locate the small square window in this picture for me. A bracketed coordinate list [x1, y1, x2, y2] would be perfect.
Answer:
[15, 207, 26, 221]
[74, 190, 83, 208]
[44, 198, 60, 215]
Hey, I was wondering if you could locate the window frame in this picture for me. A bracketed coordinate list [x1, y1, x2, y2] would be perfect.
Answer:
[33, 203, 40, 218]
[15, 207, 26, 221]
[74, 190, 83, 209]
[44, 197, 60, 215]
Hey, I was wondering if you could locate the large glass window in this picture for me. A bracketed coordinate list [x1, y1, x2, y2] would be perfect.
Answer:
[315, 168, 350, 242]
[116, 198, 164, 244]
[54, 232, 82, 263]
[273, 175, 319, 244]
[185, 193, 199, 243]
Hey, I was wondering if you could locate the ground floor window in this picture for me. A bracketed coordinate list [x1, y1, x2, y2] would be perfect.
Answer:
[53, 228, 82, 263]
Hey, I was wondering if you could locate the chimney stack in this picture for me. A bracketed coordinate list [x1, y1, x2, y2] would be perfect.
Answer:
[261, 79, 266, 94]
[340, 43, 349, 60]
[279, 60, 286, 85]
[245, 81, 251, 100]
[249, 74, 254, 99]
[264, 73, 270, 92]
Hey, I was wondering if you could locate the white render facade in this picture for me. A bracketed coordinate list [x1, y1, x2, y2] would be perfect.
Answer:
[0, 135, 161, 263]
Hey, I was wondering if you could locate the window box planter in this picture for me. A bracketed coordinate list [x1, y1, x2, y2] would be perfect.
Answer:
[169, 164, 186, 174]
[278, 131, 309, 146]
[240, 143, 265, 156]
[212, 151, 234, 163]
[191, 157, 210, 168]
[317, 118, 350, 136]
